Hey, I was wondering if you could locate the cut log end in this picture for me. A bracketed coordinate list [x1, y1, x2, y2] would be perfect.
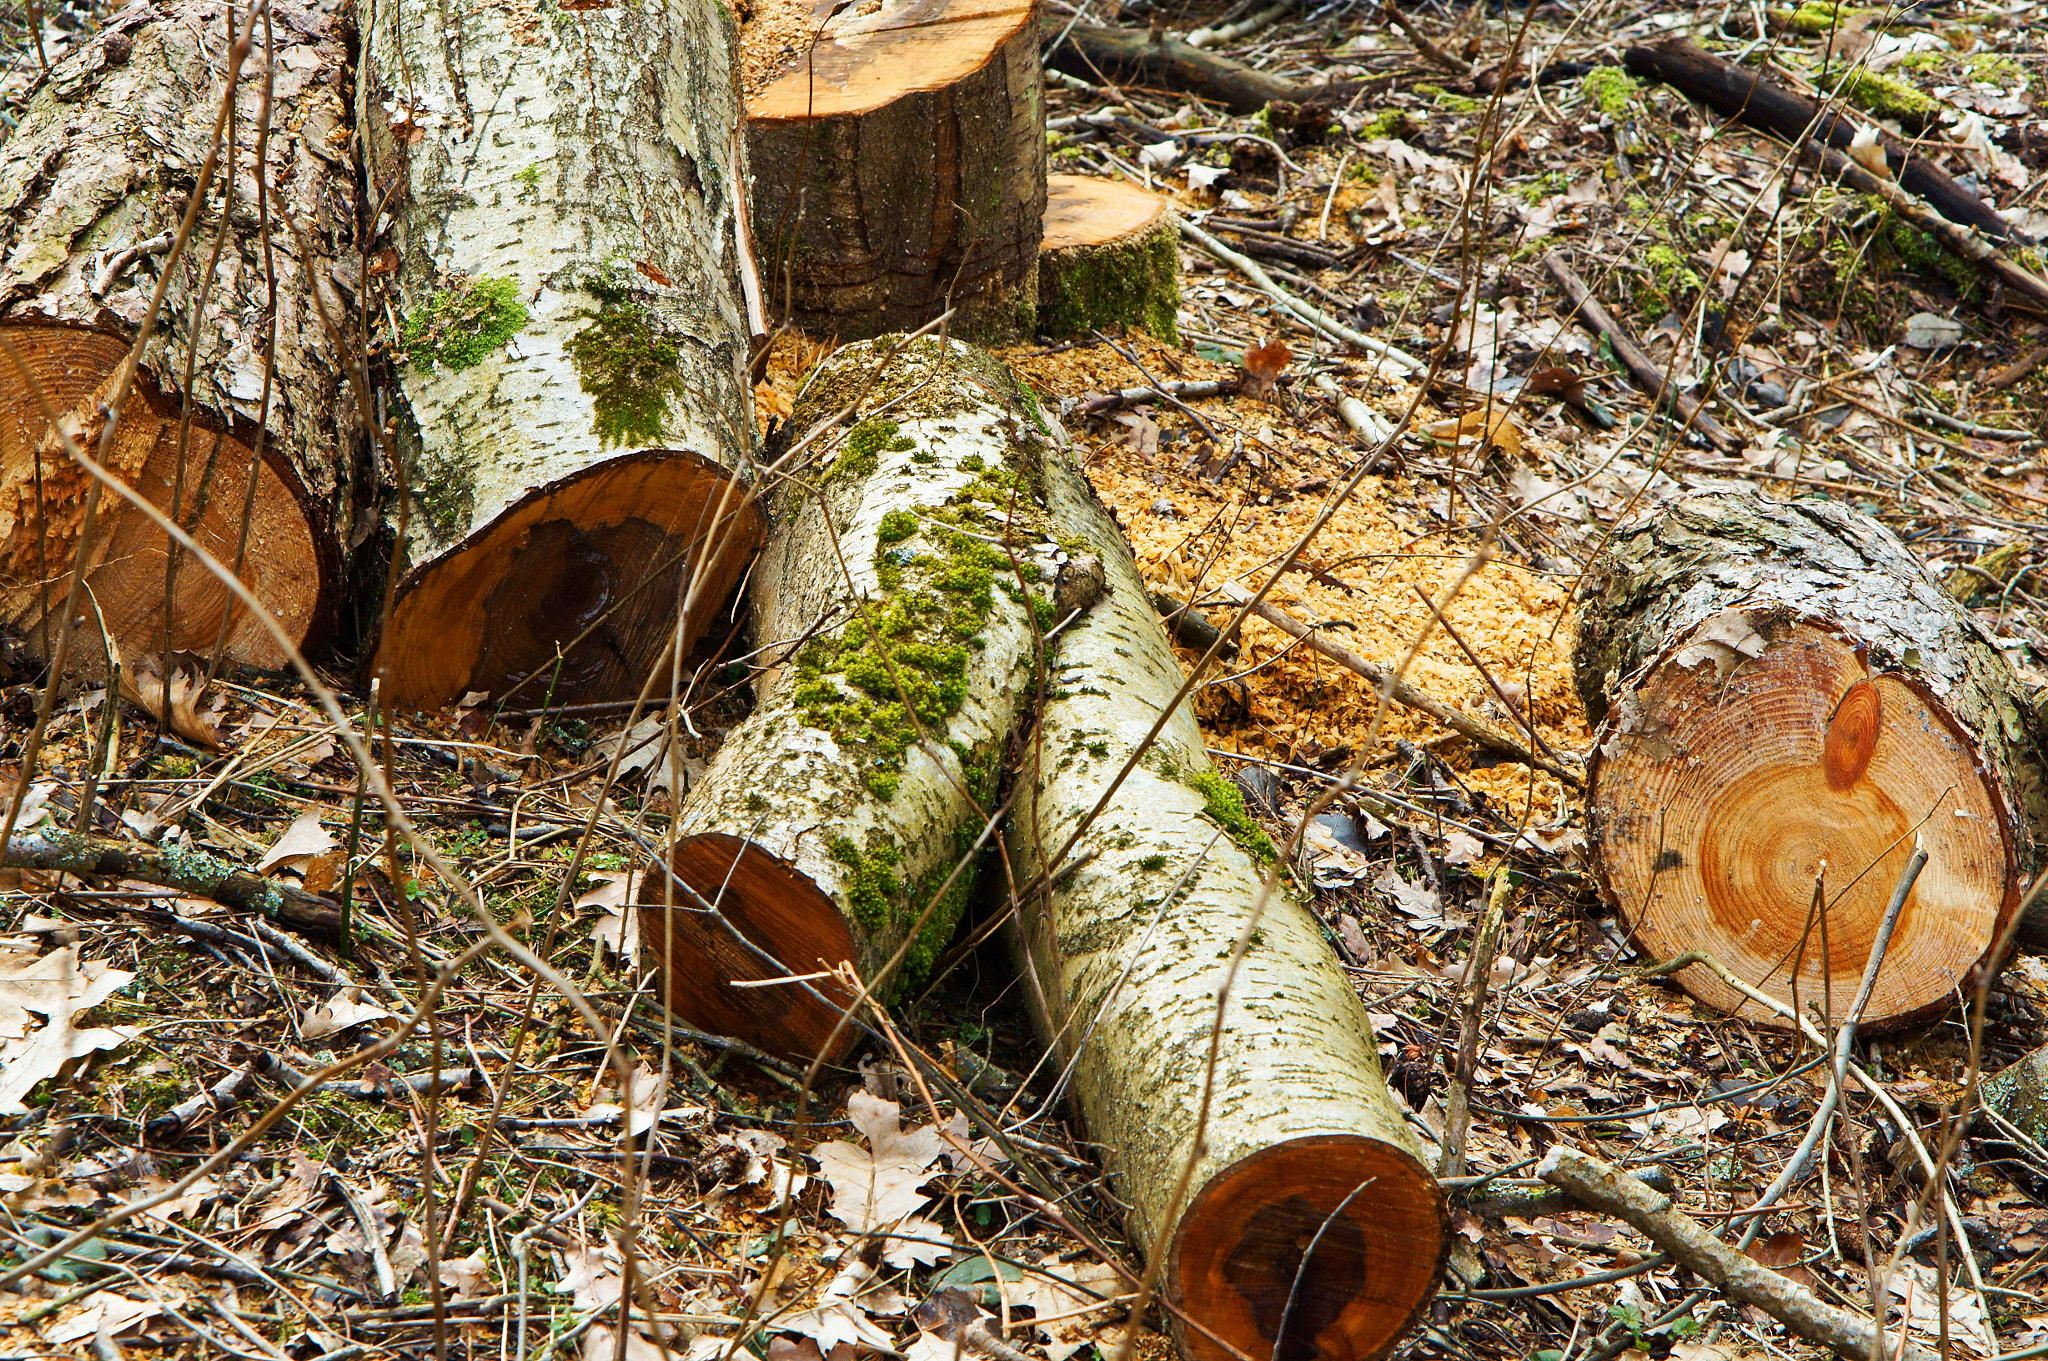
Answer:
[375, 451, 764, 710]
[746, 0, 1035, 120]
[0, 324, 325, 670]
[1169, 1136, 1447, 1361]
[640, 832, 860, 1063]
[1039, 174, 1181, 342]
[1593, 618, 2014, 1026]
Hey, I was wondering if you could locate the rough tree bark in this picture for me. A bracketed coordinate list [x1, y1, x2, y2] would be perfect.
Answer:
[638, 336, 1068, 1064]
[1009, 423, 1446, 1361]
[0, 0, 362, 669]
[1575, 492, 2045, 1029]
[357, 0, 765, 710]
[1037, 173, 1180, 342]
[746, 0, 1045, 341]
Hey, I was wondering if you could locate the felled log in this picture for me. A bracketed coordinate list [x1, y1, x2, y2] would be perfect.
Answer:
[745, 0, 1045, 341]
[1982, 1041, 2048, 1148]
[1038, 174, 1181, 342]
[0, 0, 361, 670]
[1010, 423, 1445, 1361]
[1623, 39, 2017, 243]
[358, 0, 765, 710]
[1045, 19, 1315, 113]
[639, 337, 1066, 1064]
[1575, 492, 2045, 1029]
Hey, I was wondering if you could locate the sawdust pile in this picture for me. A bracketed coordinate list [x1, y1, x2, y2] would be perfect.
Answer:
[1000, 337, 1591, 813]
[737, 0, 823, 100]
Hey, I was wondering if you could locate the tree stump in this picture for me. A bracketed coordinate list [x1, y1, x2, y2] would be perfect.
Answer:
[1010, 408, 1445, 1361]
[744, 0, 1045, 342]
[639, 336, 1066, 1064]
[358, 0, 765, 711]
[1576, 492, 2045, 1029]
[1038, 174, 1181, 342]
[0, 0, 361, 670]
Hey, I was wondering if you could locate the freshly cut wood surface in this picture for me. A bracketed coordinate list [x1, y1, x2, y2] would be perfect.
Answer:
[0, 0, 360, 669]
[747, 0, 1034, 119]
[642, 337, 1064, 1063]
[360, 0, 763, 710]
[1039, 175, 1180, 340]
[0, 327, 323, 666]
[1577, 492, 2043, 1028]
[1042, 173, 1170, 250]
[1011, 406, 1444, 1361]
[745, 0, 1045, 339]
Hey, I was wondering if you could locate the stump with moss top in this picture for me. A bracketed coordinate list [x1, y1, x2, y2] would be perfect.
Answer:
[638, 336, 1068, 1063]
[1037, 174, 1182, 342]
[743, 0, 1046, 342]
[0, 0, 360, 671]
[1576, 492, 2047, 1028]
[359, 0, 764, 710]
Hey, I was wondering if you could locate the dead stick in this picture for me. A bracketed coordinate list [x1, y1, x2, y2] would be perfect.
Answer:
[1801, 141, 2048, 313]
[1438, 870, 1509, 1178]
[5, 826, 342, 934]
[1216, 582, 1583, 787]
[1541, 251, 1743, 454]
[1539, 1144, 1935, 1361]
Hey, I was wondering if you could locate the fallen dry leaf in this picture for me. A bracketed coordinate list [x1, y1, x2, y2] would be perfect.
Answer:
[121, 657, 224, 749]
[258, 811, 338, 875]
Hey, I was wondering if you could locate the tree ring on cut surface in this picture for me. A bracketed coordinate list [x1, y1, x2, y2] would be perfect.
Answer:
[0, 324, 325, 670]
[375, 450, 764, 710]
[1591, 614, 2014, 1027]
[640, 831, 860, 1063]
[1166, 1136, 1446, 1361]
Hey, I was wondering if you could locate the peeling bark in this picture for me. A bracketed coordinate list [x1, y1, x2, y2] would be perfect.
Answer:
[639, 336, 1065, 1064]
[1008, 414, 1445, 1361]
[0, 0, 362, 669]
[1576, 492, 2045, 1027]
[358, 0, 764, 709]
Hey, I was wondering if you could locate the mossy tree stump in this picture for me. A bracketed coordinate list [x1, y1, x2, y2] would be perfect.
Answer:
[0, 0, 361, 670]
[638, 336, 1067, 1063]
[1038, 174, 1181, 342]
[358, 0, 765, 710]
[1576, 492, 2045, 1029]
[1009, 404, 1446, 1361]
[745, 0, 1046, 342]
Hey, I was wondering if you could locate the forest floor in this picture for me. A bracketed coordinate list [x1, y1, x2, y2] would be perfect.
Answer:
[6, 1, 2048, 1361]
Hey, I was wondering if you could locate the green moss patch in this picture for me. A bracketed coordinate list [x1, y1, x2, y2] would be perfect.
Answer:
[1187, 768, 1278, 864]
[565, 302, 686, 446]
[1837, 68, 1937, 125]
[403, 275, 529, 373]
[1581, 67, 1640, 116]
[791, 491, 1026, 801]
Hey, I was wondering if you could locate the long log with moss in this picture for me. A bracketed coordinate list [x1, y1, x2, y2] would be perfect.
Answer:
[638, 336, 1070, 1064]
[1576, 492, 2047, 1029]
[0, 0, 360, 671]
[357, 0, 765, 710]
[1008, 417, 1447, 1361]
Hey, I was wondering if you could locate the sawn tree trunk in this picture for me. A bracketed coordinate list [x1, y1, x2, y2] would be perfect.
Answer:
[1008, 417, 1447, 1361]
[745, 0, 1045, 341]
[0, 0, 363, 670]
[357, 0, 765, 710]
[639, 336, 1068, 1064]
[1575, 492, 2046, 1028]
